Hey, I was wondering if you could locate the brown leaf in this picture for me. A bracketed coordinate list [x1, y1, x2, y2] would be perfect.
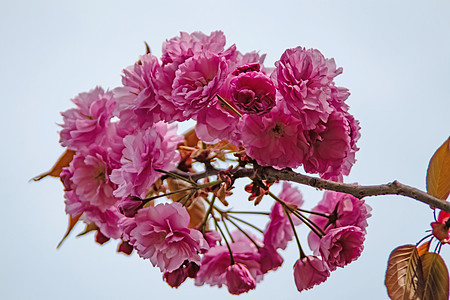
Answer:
[57, 214, 81, 249]
[420, 252, 449, 300]
[166, 178, 190, 202]
[385, 245, 424, 300]
[76, 223, 99, 237]
[426, 137, 450, 200]
[32, 150, 76, 181]
[183, 128, 200, 147]
[186, 198, 206, 229]
[417, 241, 431, 256]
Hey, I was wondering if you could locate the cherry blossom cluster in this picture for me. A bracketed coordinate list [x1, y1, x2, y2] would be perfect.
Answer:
[56, 31, 371, 295]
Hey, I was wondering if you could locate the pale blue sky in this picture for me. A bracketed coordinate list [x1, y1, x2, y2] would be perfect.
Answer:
[1, 0, 449, 299]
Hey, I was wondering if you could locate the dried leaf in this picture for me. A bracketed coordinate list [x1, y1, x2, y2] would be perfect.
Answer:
[417, 241, 431, 256]
[420, 252, 449, 300]
[186, 198, 206, 228]
[385, 245, 424, 300]
[32, 150, 75, 181]
[183, 128, 200, 147]
[57, 214, 81, 249]
[76, 223, 98, 237]
[166, 178, 190, 202]
[426, 137, 450, 200]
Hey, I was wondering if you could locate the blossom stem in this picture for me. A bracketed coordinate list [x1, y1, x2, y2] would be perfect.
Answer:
[227, 215, 264, 234]
[217, 95, 242, 118]
[283, 206, 306, 259]
[221, 215, 235, 243]
[292, 210, 325, 237]
[225, 217, 261, 249]
[415, 234, 433, 247]
[226, 211, 270, 216]
[268, 191, 325, 237]
[296, 208, 329, 218]
[212, 215, 235, 265]
[154, 168, 198, 186]
[200, 195, 216, 233]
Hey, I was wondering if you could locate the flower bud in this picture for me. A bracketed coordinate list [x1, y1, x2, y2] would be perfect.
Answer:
[293, 256, 330, 292]
[225, 263, 257, 295]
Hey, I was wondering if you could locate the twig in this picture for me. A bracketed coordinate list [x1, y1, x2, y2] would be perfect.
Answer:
[261, 166, 450, 213]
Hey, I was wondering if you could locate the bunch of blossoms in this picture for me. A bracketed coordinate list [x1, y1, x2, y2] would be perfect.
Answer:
[49, 30, 371, 295]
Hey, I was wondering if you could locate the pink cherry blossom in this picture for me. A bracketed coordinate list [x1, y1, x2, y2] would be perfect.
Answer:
[60, 87, 115, 150]
[303, 112, 357, 179]
[293, 256, 330, 292]
[258, 246, 283, 273]
[238, 105, 309, 169]
[229, 71, 276, 115]
[111, 122, 183, 199]
[161, 31, 227, 66]
[114, 53, 182, 128]
[273, 47, 341, 129]
[117, 196, 143, 217]
[307, 191, 371, 254]
[163, 266, 188, 288]
[194, 101, 240, 144]
[204, 230, 222, 248]
[195, 241, 263, 288]
[263, 182, 304, 250]
[124, 202, 209, 272]
[63, 190, 123, 240]
[69, 146, 119, 211]
[226, 263, 257, 295]
[227, 51, 268, 75]
[319, 226, 365, 271]
[172, 52, 228, 119]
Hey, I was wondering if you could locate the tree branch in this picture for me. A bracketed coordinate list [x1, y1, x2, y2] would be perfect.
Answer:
[261, 166, 450, 213]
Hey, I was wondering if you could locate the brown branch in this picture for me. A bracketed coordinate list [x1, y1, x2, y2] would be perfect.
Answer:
[261, 166, 450, 213]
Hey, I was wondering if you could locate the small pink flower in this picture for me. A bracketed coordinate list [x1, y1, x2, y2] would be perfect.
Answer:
[163, 266, 188, 288]
[204, 230, 222, 248]
[258, 246, 283, 273]
[114, 53, 182, 128]
[60, 87, 115, 150]
[195, 101, 240, 144]
[273, 47, 340, 129]
[263, 182, 304, 250]
[195, 241, 263, 288]
[238, 105, 309, 169]
[293, 256, 330, 292]
[226, 263, 257, 295]
[111, 122, 182, 199]
[172, 52, 228, 119]
[307, 191, 371, 254]
[69, 146, 119, 211]
[229, 71, 276, 115]
[227, 51, 268, 75]
[125, 202, 209, 272]
[117, 196, 143, 217]
[319, 226, 365, 271]
[303, 112, 357, 179]
[63, 190, 123, 240]
[161, 31, 227, 65]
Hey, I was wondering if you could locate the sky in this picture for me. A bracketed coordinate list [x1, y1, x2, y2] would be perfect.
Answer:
[1, 0, 449, 299]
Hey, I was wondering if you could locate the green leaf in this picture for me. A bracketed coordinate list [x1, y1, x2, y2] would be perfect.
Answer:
[426, 137, 450, 201]
[385, 245, 424, 300]
[420, 252, 449, 300]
